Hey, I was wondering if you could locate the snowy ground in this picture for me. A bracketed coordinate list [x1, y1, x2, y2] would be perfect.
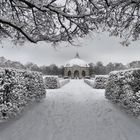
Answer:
[1, 80, 140, 140]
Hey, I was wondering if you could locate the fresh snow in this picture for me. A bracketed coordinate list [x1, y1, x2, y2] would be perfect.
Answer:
[64, 58, 89, 67]
[43, 75, 58, 79]
[1, 80, 140, 140]
[95, 75, 108, 78]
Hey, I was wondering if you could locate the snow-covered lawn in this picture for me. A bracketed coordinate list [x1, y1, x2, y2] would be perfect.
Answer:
[1, 80, 140, 140]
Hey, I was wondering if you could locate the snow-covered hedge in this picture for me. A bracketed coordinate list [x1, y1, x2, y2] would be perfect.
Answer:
[93, 75, 108, 89]
[59, 79, 70, 87]
[0, 68, 46, 121]
[64, 76, 69, 79]
[85, 76, 90, 79]
[84, 75, 108, 89]
[44, 76, 70, 89]
[105, 69, 140, 116]
[44, 76, 59, 89]
[84, 79, 94, 88]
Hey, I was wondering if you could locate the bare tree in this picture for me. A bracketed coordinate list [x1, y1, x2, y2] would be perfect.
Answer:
[0, 0, 140, 45]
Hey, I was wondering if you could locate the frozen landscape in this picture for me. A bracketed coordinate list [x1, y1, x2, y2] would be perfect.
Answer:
[1, 80, 140, 140]
[2, 0, 140, 140]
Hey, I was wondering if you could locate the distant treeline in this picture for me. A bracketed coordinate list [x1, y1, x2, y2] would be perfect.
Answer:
[0, 56, 140, 76]
[0, 56, 64, 76]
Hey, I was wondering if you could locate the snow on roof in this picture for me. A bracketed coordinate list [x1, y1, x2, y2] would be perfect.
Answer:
[64, 53, 89, 67]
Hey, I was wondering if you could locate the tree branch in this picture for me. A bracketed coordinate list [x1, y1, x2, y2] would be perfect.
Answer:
[0, 16, 37, 43]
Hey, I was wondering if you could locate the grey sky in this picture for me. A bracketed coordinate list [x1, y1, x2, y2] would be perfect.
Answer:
[0, 32, 140, 66]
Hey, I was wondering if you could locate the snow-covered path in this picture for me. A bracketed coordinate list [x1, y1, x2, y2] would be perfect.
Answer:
[1, 80, 140, 140]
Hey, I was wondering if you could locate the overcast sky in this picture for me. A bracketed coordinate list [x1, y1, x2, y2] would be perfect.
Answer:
[0, 32, 140, 66]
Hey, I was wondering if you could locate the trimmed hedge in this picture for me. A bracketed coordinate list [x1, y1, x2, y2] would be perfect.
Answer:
[93, 75, 108, 89]
[44, 76, 70, 89]
[105, 69, 140, 116]
[84, 75, 108, 89]
[59, 79, 70, 87]
[64, 76, 69, 79]
[85, 76, 90, 79]
[84, 79, 94, 88]
[44, 76, 60, 89]
[0, 68, 46, 121]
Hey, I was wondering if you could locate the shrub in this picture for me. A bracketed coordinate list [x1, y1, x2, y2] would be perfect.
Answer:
[0, 68, 46, 120]
[44, 76, 70, 89]
[85, 76, 90, 79]
[84, 79, 94, 88]
[44, 76, 60, 89]
[105, 68, 140, 116]
[59, 79, 70, 87]
[93, 75, 108, 89]
[64, 76, 69, 79]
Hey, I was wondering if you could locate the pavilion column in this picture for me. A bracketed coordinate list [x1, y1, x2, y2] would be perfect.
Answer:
[79, 70, 82, 79]
[71, 69, 74, 79]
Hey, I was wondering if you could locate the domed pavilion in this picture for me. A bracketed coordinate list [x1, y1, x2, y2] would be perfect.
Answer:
[64, 53, 89, 79]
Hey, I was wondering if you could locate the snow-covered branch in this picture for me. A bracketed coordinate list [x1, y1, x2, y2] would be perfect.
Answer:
[0, 0, 140, 44]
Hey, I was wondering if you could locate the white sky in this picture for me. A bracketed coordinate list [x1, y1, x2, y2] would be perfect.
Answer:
[0, 32, 140, 66]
